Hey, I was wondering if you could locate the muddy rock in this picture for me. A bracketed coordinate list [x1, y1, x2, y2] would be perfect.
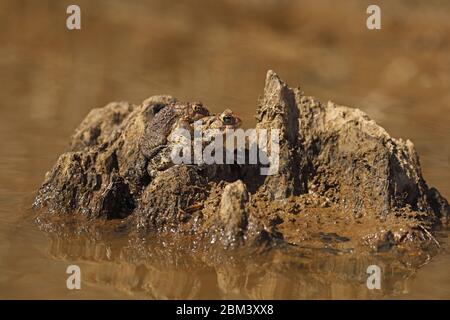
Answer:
[136, 165, 208, 232]
[255, 70, 302, 200]
[33, 149, 135, 219]
[218, 180, 249, 245]
[33, 71, 449, 254]
[33, 95, 176, 217]
[294, 89, 449, 223]
[70, 101, 136, 152]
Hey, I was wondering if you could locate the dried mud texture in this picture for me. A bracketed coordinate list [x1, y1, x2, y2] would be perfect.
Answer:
[34, 71, 449, 261]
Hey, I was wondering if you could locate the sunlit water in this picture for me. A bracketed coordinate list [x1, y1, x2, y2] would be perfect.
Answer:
[0, 0, 449, 299]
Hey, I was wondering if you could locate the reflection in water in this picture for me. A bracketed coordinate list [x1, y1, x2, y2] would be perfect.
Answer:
[45, 231, 419, 299]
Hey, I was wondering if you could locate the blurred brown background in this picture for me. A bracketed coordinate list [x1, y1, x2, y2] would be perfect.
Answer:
[0, 0, 449, 199]
[0, 0, 449, 300]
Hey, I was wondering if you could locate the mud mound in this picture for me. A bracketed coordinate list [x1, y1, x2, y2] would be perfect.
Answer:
[33, 71, 449, 258]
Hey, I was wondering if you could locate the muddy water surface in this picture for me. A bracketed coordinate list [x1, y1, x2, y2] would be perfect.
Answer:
[0, 0, 449, 299]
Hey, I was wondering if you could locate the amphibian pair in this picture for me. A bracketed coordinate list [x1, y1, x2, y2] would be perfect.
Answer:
[140, 101, 241, 177]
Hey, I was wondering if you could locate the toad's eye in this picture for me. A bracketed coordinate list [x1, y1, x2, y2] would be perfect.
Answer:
[222, 115, 234, 125]
[193, 105, 208, 115]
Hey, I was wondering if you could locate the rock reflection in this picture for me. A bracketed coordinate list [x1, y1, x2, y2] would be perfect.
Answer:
[45, 232, 416, 299]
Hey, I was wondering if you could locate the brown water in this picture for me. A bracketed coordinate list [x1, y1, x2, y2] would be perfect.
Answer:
[0, 0, 449, 299]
